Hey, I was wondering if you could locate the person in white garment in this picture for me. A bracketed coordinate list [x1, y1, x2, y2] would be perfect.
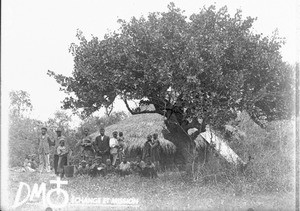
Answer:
[109, 131, 119, 166]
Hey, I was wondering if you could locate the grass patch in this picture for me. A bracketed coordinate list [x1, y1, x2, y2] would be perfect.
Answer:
[6, 170, 294, 211]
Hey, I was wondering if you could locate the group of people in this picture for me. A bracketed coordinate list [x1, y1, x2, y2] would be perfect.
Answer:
[76, 128, 125, 167]
[33, 126, 161, 179]
[75, 155, 157, 178]
[35, 126, 69, 177]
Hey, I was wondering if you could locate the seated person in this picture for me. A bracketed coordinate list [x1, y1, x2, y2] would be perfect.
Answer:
[24, 155, 35, 172]
[30, 155, 38, 170]
[131, 156, 146, 175]
[89, 157, 106, 177]
[117, 157, 131, 177]
[75, 160, 89, 176]
[142, 157, 158, 178]
[105, 159, 115, 175]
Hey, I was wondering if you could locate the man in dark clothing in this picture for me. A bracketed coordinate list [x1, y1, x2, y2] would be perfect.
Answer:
[93, 127, 110, 162]
[142, 135, 152, 160]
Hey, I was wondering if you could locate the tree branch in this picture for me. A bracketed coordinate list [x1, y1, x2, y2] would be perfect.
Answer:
[123, 98, 134, 114]
[123, 99, 161, 115]
[105, 104, 114, 117]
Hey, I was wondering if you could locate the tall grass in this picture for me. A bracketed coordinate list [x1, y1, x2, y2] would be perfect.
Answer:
[196, 113, 295, 194]
[7, 170, 294, 210]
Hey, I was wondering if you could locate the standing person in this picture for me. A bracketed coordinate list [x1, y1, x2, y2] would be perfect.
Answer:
[93, 127, 110, 162]
[77, 128, 94, 162]
[53, 127, 66, 176]
[152, 133, 161, 171]
[37, 127, 52, 173]
[57, 139, 68, 178]
[110, 131, 119, 166]
[117, 132, 125, 163]
[142, 135, 152, 161]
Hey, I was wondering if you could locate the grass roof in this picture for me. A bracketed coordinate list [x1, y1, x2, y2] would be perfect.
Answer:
[90, 113, 176, 154]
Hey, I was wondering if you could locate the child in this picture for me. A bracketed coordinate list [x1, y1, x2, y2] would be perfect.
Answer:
[142, 157, 158, 178]
[132, 156, 146, 176]
[118, 157, 131, 177]
[57, 139, 68, 178]
[105, 159, 115, 175]
[75, 160, 89, 176]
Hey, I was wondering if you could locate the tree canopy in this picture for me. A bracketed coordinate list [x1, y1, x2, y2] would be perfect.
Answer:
[9, 90, 33, 118]
[48, 3, 293, 134]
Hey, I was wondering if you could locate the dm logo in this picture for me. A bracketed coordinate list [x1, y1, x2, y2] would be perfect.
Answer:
[13, 177, 69, 209]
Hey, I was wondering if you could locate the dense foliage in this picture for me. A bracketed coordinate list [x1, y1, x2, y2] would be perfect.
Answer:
[8, 90, 129, 166]
[48, 3, 293, 134]
[9, 91, 42, 166]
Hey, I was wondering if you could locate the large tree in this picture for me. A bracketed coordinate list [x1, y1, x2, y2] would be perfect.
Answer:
[48, 3, 293, 173]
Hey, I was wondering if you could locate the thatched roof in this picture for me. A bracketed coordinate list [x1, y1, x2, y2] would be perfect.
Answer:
[90, 113, 176, 154]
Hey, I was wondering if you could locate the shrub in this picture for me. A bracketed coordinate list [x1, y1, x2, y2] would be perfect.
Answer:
[9, 117, 42, 167]
[196, 113, 294, 193]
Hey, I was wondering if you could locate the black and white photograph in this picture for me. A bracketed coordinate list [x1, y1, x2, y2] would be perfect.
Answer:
[1, 0, 299, 210]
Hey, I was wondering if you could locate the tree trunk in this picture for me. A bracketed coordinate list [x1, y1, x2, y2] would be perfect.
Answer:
[163, 120, 198, 177]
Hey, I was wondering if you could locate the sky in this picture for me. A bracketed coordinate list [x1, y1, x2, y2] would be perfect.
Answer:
[2, 0, 299, 127]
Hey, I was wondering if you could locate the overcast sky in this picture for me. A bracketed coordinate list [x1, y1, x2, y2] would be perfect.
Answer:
[2, 0, 299, 126]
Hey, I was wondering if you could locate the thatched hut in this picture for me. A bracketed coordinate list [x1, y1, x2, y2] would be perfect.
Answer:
[90, 113, 181, 168]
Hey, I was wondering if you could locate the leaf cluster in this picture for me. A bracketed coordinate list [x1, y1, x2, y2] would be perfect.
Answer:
[48, 3, 294, 130]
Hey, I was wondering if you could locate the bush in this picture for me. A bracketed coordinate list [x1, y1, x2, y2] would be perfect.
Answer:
[9, 117, 42, 167]
[196, 113, 294, 193]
